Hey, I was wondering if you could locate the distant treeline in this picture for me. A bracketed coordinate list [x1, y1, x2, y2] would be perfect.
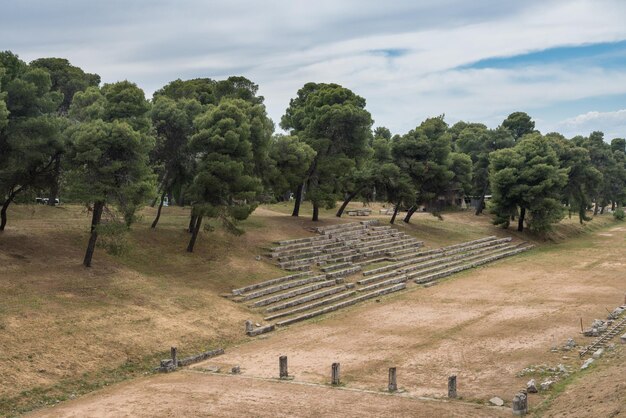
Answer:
[1, 51, 625, 266]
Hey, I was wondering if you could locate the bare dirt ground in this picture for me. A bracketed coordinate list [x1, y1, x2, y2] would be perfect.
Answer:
[23, 211, 626, 417]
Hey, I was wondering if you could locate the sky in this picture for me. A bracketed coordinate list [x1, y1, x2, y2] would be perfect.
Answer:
[2, 0, 626, 139]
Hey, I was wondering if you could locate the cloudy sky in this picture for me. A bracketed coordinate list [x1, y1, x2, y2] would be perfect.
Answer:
[2, 0, 626, 139]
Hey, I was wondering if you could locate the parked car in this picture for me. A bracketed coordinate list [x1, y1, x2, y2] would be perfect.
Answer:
[35, 197, 60, 205]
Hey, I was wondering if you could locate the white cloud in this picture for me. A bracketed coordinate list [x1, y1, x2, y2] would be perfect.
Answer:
[555, 110, 626, 139]
[2, 0, 626, 136]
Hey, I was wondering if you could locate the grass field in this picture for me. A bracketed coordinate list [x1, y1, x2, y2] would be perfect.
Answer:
[0, 202, 623, 417]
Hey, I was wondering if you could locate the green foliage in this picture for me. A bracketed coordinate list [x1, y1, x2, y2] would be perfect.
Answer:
[267, 134, 316, 197]
[502, 111, 535, 141]
[281, 82, 373, 215]
[490, 133, 568, 232]
[30, 57, 100, 112]
[614, 207, 625, 221]
[392, 116, 453, 206]
[187, 98, 266, 236]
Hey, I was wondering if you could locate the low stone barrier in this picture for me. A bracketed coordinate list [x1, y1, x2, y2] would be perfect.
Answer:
[158, 347, 224, 372]
[232, 272, 312, 296]
[247, 324, 275, 336]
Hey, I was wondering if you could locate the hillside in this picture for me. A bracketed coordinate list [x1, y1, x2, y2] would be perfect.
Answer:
[0, 202, 618, 416]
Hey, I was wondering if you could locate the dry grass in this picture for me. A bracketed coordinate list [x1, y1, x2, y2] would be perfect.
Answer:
[0, 201, 621, 416]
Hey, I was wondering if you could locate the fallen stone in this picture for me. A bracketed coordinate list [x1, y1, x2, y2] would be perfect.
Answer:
[564, 338, 576, 350]
[581, 358, 594, 370]
[203, 365, 221, 373]
[558, 364, 568, 374]
[592, 348, 604, 359]
[231, 365, 240, 374]
[527, 379, 538, 393]
[540, 380, 554, 391]
[621, 333, 626, 344]
[489, 397, 504, 406]
[255, 323, 261, 327]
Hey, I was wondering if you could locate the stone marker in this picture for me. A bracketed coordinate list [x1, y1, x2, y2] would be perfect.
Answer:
[592, 348, 604, 359]
[540, 380, 553, 391]
[448, 375, 457, 398]
[489, 397, 504, 406]
[279, 355, 288, 379]
[388, 367, 397, 392]
[526, 379, 537, 393]
[331, 363, 341, 385]
[245, 320, 253, 334]
[171, 346, 178, 368]
[581, 358, 594, 370]
[512, 391, 528, 415]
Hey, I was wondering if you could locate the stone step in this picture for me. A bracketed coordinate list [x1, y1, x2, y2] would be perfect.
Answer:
[251, 279, 343, 307]
[358, 275, 408, 292]
[232, 271, 313, 296]
[389, 237, 510, 266]
[277, 250, 325, 262]
[401, 242, 514, 276]
[363, 239, 422, 254]
[405, 245, 517, 281]
[276, 234, 333, 246]
[391, 236, 501, 261]
[414, 246, 532, 285]
[242, 274, 329, 300]
[350, 236, 402, 248]
[278, 254, 330, 269]
[284, 264, 312, 272]
[321, 262, 353, 272]
[265, 284, 354, 313]
[357, 269, 403, 285]
[325, 265, 362, 279]
[269, 240, 341, 258]
[315, 222, 361, 233]
[265, 289, 358, 320]
[319, 223, 365, 235]
[326, 254, 362, 263]
[275, 283, 406, 327]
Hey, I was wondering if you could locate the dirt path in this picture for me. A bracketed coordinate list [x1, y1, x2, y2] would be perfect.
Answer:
[28, 371, 507, 418]
[25, 222, 626, 417]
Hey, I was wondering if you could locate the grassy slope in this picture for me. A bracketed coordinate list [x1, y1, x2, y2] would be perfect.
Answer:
[0, 202, 618, 416]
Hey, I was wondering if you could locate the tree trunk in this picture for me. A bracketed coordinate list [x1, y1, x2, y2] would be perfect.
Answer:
[475, 183, 489, 215]
[151, 191, 167, 229]
[46, 155, 61, 206]
[83, 200, 104, 267]
[336, 190, 359, 217]
[593, 199, 599, 215]
[600, 205, 605, 214]
[312, 203, 319, 221]
[403, 205, 418, 223]
[151, 171, 169, 207]
[292, 183, 303, 217]
[390, 202, 400, 224]
[0, 187, 22, 231]
[0, 199, 11, 231]
[517, 207, 526, 232]
[187, 215, 203, 252]
[611, 200, 616, 211]
[188, 214, 197, 233]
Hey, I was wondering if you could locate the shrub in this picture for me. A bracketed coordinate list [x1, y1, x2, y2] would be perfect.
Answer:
[614, 208, 625, 221]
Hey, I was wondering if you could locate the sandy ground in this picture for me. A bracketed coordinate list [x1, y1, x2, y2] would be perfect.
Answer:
[24, 220, 626, 417]
[29, 371, 508, 418]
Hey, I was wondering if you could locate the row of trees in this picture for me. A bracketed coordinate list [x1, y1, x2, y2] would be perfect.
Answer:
[2, 51, 626, 267]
